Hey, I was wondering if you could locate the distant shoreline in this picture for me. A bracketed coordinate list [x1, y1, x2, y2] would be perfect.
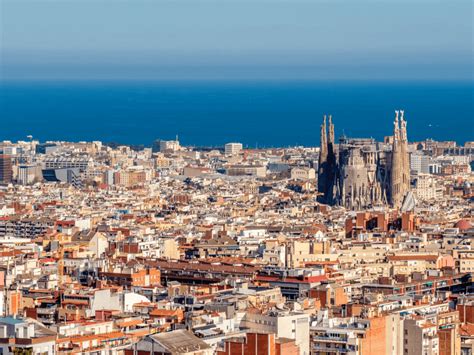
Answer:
[1, 80, 472, 146]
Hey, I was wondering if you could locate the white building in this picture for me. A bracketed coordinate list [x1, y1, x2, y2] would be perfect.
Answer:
[410, 152, 430, 174]
[241, 311, 310, 355]
[17, 165, 41, 185]
[224, 143, 243, 156]
[0, 317, 57, 355]
[2, 147, 17, 156]
[159, 139, 180, 152]
[429, 162, 442, 174]
[412, 174, 443, 201]
[43, 156, 93, 172]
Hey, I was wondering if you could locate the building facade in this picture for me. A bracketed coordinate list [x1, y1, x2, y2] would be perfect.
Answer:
[317, 111, 410, 209]
[225, 142, 243, 156]
[0, 155, 13, 184]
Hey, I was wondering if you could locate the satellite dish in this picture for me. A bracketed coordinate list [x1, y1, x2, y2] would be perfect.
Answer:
[27, 135, 33, 140]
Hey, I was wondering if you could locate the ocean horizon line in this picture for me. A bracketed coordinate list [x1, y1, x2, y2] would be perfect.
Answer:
[1, 80, 472, 147]
[2, 78, 473, 85]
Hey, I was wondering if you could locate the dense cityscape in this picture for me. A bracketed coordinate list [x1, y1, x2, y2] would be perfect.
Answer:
[0, 111, 471, 354]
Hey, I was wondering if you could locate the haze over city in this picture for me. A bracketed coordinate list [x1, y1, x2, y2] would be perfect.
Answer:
[2, 1, 472, 80]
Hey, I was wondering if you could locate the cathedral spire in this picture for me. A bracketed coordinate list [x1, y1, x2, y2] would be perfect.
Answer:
[400, 110, 407, 142]
[399, 110, 409, 192]
[318, 115, 329, 203]
[328, 115, 335, 145]
[394, 110, 400, 142]
[320, 115, 328, 161]
[391, 109, 410, 209]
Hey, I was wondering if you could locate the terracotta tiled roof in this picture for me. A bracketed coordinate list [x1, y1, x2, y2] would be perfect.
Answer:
[460, 323, 474, 336]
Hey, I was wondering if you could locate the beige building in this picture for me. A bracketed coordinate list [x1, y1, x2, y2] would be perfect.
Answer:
[338, 246, 387, 265]
[310, 313, 403, 355]
[226, 165, 266, 177]
[241, 311, 310, 355]
[286, 238, 329, 268]
[454, 250, 474, 273]
[437, 310, 461, 355]
[159, 238, 180, 260]
[290, 167, 316, 180]
[262, 239, 286, 267]
[88, 231, 108, 257]
[413, 174, 443, 201]
[387, 253, 454, 276]
[183, 166, 211, 177]
[404, 317, 439, 355]
[114, 169, 150, 187]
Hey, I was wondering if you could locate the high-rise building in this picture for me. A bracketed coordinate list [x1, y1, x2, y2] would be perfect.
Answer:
[224, 142, 243, 156]
[17, 165, 41, 185]
[0, 155, 13, 184]
[411, 152, 430, 174]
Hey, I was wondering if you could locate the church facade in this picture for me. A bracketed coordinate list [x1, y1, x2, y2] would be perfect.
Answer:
[317, 111, 410, 209]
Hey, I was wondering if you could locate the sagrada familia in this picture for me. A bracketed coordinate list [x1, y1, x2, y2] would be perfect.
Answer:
[317, 111, 410, 209]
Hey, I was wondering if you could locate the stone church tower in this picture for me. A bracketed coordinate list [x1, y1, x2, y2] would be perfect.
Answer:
[390, 110, 410, 208]
[317, 115, 337, 205]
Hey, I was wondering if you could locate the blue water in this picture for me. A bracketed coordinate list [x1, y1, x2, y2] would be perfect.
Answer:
[0, 80, 472, 147]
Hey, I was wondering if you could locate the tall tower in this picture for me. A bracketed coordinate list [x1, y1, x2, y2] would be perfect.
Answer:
[0, 155, 13, 184]
[390, 110, 410, 208]
[328, 115, 335, 148]
[326, 115, 337, 204]
[317, 115, 337, 204]
[317, 116, 328, 201]
[400, 110, 410, 192]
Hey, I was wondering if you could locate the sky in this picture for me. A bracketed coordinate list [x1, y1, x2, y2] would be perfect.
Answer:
[0, 0, 473, 80]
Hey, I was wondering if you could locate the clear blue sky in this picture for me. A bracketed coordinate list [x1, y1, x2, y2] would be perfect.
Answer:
[1, 0, 472, 80]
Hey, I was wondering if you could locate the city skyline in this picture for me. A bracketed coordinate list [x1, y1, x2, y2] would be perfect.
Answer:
[0, 1, 473, 354]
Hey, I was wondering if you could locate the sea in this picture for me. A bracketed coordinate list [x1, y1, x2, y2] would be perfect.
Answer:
[0, 80, 472, 147]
